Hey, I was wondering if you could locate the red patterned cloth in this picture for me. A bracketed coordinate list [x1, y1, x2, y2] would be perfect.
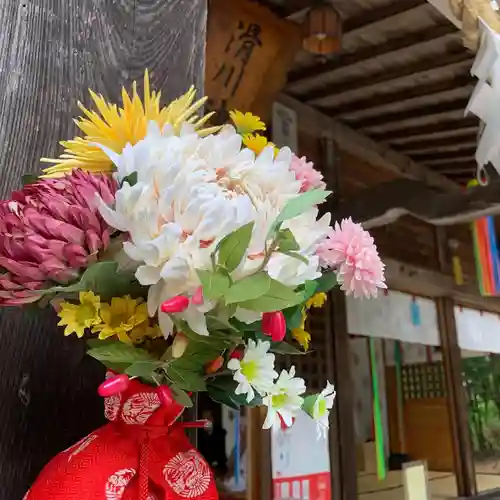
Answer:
[25, 374, 218, 500]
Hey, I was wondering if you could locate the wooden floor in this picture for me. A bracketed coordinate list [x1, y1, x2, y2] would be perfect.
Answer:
[357, 467, 500, 499]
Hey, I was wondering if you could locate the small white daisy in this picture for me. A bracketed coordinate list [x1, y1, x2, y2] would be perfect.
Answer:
[310, 381, 336, 439]
[227, 339, 278, 403]
[262, 366, 306, 430]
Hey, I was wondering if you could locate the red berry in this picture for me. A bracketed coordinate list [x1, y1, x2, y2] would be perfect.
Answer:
[205, 356, 224, 374]
[262, 311, 286, 342]
[98, 374, 130, 397]
[229, 349, 243, 360]
[160, 295, 190, 313]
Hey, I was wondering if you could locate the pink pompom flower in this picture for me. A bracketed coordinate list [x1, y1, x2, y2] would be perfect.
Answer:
[316, 218, 386, 298]
[289, 154, 326, 193]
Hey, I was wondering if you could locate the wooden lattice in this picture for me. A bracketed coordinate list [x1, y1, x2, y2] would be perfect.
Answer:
[276, 305, 331, 393]
[402, 361, 447, 400]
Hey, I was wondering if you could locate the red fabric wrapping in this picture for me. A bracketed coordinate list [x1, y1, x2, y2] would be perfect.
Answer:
[25, 373, 219, 500]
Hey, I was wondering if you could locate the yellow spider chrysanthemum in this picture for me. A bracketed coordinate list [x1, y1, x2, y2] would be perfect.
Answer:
[291, 309, 311, 351]
[306, 292, 327, 309]
[57, 291, 101, 338]
[242, 133, 278, 156]
[229, 110, 266, 136]
[92, 296, 148, 344]
[41, 70, 219, 177]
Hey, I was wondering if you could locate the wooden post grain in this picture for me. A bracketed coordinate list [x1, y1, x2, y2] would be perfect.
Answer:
[0, 1, 206, 497]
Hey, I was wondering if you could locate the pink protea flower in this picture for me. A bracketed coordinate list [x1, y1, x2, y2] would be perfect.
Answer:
[289, 154, 326, 193]
[0, 170, 116, 305]
[316, 218, 386, 298]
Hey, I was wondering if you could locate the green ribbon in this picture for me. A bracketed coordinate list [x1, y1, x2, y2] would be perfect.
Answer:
[369, 337, 387, 480]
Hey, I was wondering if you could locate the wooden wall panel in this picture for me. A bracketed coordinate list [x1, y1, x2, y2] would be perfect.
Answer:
[0, 1, 207, 497]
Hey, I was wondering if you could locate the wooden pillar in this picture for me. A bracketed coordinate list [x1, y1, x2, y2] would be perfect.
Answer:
[435, 228, 476, 497]
[0, 1, 206, 497]
[247, 406, 272, 500]
[322, 136, 357, 500]
[325, 289, 358, 500]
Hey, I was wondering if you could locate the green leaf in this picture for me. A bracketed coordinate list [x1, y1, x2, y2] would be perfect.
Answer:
[208, 376, 262, 407]
[280, 251, 309, 265]
[171, 317, 233, 348]
[21, 173, 39, 186]
[167, 364, 207, 392]
[196, 268, 231, 300]
[283, 305, 304, 330]
[125, 361, 160, 381]
[171, 385, 194, 407]
[225, 272, 271, 305]
[38, 261, 144, 301]
[207, 385, 241, 410]
[268, 189, 331, 236]
[270, 342, 306, 355]
[315, 271, 338, 293]
[276, 228, 299, 252]
[301, 394, 320, 416]
[303, 280, 319, 300]
[87, 342, 154, 365]
[122, 171, 138, 187]
[206, 314, 239, 333]
[217, 222, 254, 272]
[238, 278, 302, 312]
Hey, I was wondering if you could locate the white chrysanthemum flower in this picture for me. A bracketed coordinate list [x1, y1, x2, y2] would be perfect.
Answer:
[311, 381, 336, 439]
[227, 340, 278, 403]
[95, 123, 330, 336]
[262, 366, 306, 430]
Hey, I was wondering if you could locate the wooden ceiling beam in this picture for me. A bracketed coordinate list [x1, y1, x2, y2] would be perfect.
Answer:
[395, 134, 477, 153]
[349, 98, 470, 129]
[384, 258, 500, 314]
[431, 159, 477, 170]
[304, 50, 472, 104]
[433, 167, 475, 175]
[412, 146, 476, 162]
[256, 0, 313, 18]
[322, 74, 473, 116]
[288, 23, 457, 87]
[278, 93, 459, 191]
[370, 117, 479, 142]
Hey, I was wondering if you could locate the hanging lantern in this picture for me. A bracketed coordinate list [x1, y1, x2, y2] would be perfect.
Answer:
[303, 3, 342, 55]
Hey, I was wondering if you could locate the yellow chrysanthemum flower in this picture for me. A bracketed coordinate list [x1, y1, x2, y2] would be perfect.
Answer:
[57, 291, 101, 338]
[229, 110, 266, 136]
[41, 70, 219, 177]
[92, 296, 148, 344]
[129, 321, 162, 344]
[291, 309, 311, 351]
[306, 292, 327, 309]
[242, 133, 278, 156]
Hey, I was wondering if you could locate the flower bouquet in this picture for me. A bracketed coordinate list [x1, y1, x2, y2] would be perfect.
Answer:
[3, 72, 386, 500]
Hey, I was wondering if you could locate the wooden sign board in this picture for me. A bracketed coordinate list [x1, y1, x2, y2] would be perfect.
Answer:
[206, 0, 301, 122]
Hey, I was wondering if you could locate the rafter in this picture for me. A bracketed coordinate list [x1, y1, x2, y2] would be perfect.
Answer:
[412, 146, 476, 163]
[396, 134, 478, 153]
[431, 159, 478, 170]
[304, 51, 472, 104]
[322, 74, 473, 116]
[278, 93, 459, 191]
[288, 23, 457, 88]
[370, 118, 479, 142]
[347, 98, 470, 129]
